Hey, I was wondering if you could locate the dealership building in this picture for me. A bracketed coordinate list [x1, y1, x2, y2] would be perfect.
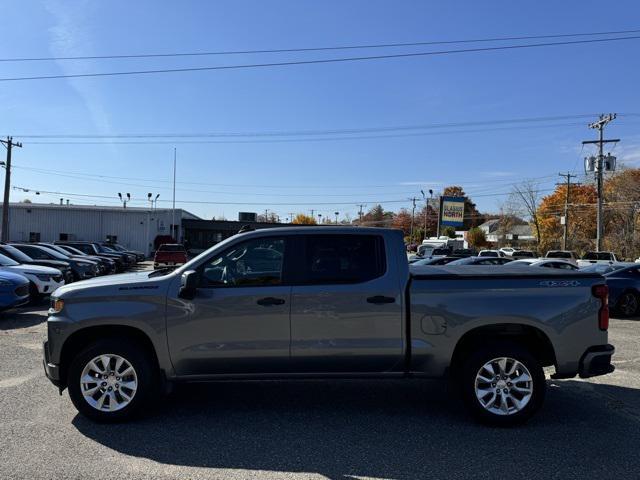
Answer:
[5, 202, 200, 256]
[3, 203, 297, 256]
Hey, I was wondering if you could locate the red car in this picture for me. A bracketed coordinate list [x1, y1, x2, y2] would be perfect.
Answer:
[153, 244, 187, 269]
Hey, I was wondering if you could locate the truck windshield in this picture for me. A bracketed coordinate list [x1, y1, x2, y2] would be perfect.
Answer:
[547, 251, 572, 258]
[583, 252, 613, 260]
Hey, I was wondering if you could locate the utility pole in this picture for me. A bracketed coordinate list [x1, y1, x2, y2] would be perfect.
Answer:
[356, 204, 365, 225]
[557, 172, 579, 251]
[582, 114, 618, 251]
[409, 197, 417, 242]
[310, 209, 315, 219]
[172, 148, 177, 240]
[288, 212, 295, 224]
[1, 137, 22, 242]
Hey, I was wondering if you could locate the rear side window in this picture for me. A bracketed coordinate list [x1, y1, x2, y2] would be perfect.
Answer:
[302, 235, 385, 284]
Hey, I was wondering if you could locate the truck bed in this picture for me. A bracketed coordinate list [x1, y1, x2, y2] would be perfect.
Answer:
[407, 264, 607, 378]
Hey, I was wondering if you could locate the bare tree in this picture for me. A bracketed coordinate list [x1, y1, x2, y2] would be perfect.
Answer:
[511, 180, 543, 246]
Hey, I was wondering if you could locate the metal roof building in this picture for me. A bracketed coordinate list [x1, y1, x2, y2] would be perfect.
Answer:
[4, 202, 200, 256]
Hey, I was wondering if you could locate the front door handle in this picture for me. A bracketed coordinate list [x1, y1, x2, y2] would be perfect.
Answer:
[257, 297, 286, 306]
[366, 295, 396, 305]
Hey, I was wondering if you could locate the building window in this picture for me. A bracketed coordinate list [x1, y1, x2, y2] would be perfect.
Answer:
[59, 233, 69, 241]
[29, 232, 41, 242]
[106, 235, 117, 243]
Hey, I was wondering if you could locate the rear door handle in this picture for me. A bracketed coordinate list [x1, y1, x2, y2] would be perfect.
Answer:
[366, 295, 396, 305]
[257, 297, 286, 306]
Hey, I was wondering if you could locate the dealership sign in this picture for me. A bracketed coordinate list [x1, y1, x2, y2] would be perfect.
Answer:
[440, 196, 465, 227]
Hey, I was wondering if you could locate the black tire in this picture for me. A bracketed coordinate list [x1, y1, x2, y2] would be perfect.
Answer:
[616, 291, 639, 318]
[459, 342, 546, 427]
[67, 338, 158, 422]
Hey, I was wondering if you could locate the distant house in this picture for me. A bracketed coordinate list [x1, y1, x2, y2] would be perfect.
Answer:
[478, 218, 535, 244]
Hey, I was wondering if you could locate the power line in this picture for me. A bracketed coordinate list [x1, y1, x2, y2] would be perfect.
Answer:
[10, 114, 614, 139]
[2, 35, 639, 83]
[3, 29, 639, 63]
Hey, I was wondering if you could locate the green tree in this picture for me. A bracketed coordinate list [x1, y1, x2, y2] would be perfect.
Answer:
[442, 226, 456, 238]
[466, 227, 487, 248]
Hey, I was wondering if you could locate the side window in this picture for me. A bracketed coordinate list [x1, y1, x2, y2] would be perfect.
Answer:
[200, 237, 285, 287]
[302, 235, 386, 284]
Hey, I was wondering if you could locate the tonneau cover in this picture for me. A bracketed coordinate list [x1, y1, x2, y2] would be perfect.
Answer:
[410, 264, 603, 280]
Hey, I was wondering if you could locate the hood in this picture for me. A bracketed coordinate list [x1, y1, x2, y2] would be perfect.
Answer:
[1, 264, 62, 275]
[54, 270, 174, 298]
[0, 270, 30, 284]
[27, 259, 70, 269]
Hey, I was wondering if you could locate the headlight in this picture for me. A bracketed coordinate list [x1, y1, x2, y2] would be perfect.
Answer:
[35, 274, 51, 281]
[51, 298, 64, 313]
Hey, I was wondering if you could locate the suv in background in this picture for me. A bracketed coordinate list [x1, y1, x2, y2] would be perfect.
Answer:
[546, 250, 579, 266]
[56, 242, 133, 270]
[0, 244, 74, 285]
[102, 243, 145, 262]
[478, 249, 505, 257]
[11, 244, 99, 281]
[154, 243, 187, 269]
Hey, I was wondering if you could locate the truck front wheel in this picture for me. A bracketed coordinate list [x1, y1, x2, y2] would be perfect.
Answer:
[67, 338, 158, 422]
[460, 343, 546, 426]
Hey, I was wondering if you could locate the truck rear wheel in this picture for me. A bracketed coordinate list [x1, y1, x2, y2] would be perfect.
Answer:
[460, 343, 546, 426]
[67, 338, 158, 422]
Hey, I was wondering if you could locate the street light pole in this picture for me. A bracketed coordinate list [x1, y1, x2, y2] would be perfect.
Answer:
[334, 211, 339, 224]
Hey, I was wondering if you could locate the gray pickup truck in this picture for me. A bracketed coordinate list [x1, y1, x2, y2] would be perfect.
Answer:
[43, 227, 614, 425]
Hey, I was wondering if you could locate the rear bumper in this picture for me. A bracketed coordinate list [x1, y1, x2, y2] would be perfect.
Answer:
[578, 344, 615, 378]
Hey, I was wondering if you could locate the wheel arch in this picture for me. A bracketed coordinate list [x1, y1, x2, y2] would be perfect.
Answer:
[449, 323, 556, 378]
[59, 325, 161, 389]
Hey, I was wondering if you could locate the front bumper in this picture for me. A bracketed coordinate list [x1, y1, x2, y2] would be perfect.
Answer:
[42, 340, 61, 388]
[578, 344, 615, 378]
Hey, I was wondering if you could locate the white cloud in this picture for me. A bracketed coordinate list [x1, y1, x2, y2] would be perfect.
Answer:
[44, 0, 113, 135]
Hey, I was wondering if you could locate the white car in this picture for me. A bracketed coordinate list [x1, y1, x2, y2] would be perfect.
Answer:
[478, 249, 505, 258]
[545, 250, 579, 266]
[499, 247, 516, 256]
[0, 252, 65, 297]
[509, 258, 578, 270]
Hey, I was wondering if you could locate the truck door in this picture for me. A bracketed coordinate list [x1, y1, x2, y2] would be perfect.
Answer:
[166, 235, 292, 375]
[289, 234, 404, 373]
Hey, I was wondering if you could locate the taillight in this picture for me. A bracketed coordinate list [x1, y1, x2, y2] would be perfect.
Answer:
[592, 284, 609, 331]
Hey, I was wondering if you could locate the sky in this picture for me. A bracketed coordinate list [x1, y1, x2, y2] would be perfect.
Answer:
[1, 0, 639, 222]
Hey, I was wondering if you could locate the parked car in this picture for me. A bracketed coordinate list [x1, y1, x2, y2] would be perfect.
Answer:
[577, 251, 620, 268]
[546, 250, 579, 266]
[603, 265, 640, 317]
[11, 244, 99, 281]
[0, 252, 64, 298]
[44, 227, 614, 425]
[509, 258, 578, 270]
[37, 243, 115, 276]
[0, 271, 31, 310]
[512, 250, 536, 259]
[448, 256, 514, 266]
[154, 243, 188, 269]
[452, 248, 475, 257]
[478, 249, 505, 258]
[102, 243, 145, 262]
[499, 247, 516, 256]
[0, 244, 74, 284]
[411, 256, 463, 266]
[98, 244, 137, 266]
[55, 244, 120, 273]
[56, 242, 132, 270]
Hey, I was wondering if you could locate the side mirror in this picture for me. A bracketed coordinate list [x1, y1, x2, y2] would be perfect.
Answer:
[179, 270, 198, 300]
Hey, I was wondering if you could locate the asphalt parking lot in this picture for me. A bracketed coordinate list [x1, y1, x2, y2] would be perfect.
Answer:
[1, 306, 639, 480]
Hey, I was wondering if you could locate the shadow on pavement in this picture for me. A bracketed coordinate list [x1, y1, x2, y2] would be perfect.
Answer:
[73, 378, 640, 479]
[0, 304, 48, 330]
